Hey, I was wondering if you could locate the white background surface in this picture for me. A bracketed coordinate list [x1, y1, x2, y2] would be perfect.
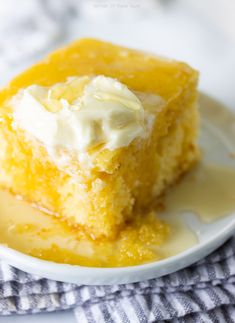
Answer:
[0, 0, 235, 321]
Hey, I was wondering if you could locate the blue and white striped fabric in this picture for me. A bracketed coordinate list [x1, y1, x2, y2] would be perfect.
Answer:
[0, 237, 235, 322]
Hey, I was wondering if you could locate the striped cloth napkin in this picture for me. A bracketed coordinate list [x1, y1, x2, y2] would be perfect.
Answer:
[0, 237, 235, 322]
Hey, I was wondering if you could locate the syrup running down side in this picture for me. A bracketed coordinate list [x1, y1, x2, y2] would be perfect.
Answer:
[165, 163, 235, 222]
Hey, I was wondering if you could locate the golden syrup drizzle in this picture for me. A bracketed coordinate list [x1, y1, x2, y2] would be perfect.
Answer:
[165, 163, 235, 222]
[0, 191, 169, 267]
[0, 162, 234, 267]
[155, 162, 235, 258]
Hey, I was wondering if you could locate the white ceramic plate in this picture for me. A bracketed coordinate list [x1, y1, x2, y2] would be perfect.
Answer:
[0, 93, 234, 285]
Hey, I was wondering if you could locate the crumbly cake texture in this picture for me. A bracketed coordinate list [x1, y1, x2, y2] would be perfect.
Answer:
[0, 38, 199, 239]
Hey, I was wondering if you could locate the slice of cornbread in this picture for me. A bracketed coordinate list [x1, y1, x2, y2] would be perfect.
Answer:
[0, 38, 199, 239]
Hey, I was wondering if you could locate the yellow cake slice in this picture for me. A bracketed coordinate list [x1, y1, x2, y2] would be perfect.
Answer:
[0, 38, 199, 240]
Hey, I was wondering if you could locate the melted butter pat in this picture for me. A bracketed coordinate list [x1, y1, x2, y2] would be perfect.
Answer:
[0, 162, 234, 267]
[12, 76, 151, 155]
